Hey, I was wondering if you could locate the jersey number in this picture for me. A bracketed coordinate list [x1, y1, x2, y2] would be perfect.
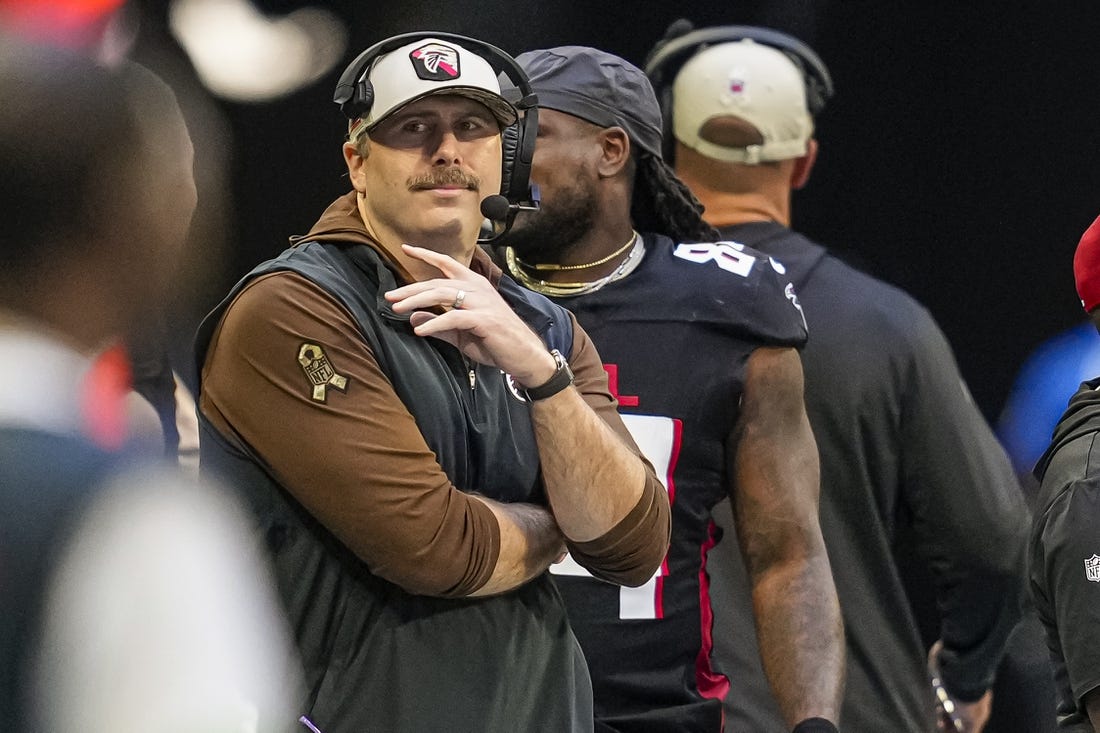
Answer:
[550, 413, 681, 619]
[673, 242, 755, 277]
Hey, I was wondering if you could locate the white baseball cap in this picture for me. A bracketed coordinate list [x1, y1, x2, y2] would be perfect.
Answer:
[348, 37, 518, 142]
[672, 38, 813, 164]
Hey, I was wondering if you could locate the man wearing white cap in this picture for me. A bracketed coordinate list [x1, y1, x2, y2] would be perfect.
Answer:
[195, 32, 670, 733]
[648, 22, 1029, 732]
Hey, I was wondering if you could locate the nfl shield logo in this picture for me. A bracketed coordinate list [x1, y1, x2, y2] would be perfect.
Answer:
[1085, 555, 1100, 582]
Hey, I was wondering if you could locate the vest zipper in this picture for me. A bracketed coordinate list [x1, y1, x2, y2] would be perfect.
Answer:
[458, 354, 479, 420]
[465, 358, 476, 390]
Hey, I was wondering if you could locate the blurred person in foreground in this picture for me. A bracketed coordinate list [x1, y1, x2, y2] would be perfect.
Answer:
[1031, 212, 1100, 732]
[0, 37, 298, 731]
[647, 22, 1029, 732]
[496, 46, 844, 733]
[194, 32, 670, 733]
[0, 0, 218, 469]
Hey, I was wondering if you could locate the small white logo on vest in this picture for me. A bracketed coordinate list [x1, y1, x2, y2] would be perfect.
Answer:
[784, 282, 808, 330]
[1085, 554, 1100, 582]
[503, 371, 526, 402]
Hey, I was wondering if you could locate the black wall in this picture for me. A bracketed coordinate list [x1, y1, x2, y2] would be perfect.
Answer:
[221, 1, 1100, 421]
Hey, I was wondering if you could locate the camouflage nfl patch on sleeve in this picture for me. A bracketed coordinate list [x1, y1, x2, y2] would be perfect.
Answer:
[298, 343, 348, 402]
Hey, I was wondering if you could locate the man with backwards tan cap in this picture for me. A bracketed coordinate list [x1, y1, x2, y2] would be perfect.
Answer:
[1031, 213, 1100, 732]
[195, 32, 669, 733]
[648, 23, 1029, 732]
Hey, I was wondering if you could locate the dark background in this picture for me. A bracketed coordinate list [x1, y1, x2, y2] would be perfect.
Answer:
[180, 0, 1100, 423]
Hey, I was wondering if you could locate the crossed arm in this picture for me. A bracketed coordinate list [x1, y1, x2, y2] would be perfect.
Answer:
[474, 359, 669, 594]
[390, 245, 669, 589]
[202, 248, 667, 599]
[730, 346, 845, 727]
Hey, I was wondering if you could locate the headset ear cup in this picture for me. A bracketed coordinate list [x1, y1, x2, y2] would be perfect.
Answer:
[499, 122, 519, 198]
[806, 78, 825, 117]
[660, 84, 675, 164]
[644, 41, 697, 167]
[340, 79, 373, 122]
[501, 107, 536, 203]
[511, 112, 536, 202]
[354, 80, 374, 120]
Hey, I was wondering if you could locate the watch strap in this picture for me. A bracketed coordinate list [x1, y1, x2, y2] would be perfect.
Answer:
[522, 349, 574, 401]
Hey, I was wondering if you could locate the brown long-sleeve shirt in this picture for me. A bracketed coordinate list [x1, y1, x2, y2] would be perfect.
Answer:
[199, 194, 668, 597]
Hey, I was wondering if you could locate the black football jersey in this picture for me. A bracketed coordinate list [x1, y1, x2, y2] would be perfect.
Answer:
[545, 233, 807, 732]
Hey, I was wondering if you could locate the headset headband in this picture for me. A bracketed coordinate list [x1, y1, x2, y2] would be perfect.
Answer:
[334, 31, 538, 121]
[332, 31, 539, 212]
[644, 24, 833, 117]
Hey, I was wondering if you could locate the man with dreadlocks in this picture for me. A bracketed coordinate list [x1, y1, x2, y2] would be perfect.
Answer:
[495, 46, 844, 733]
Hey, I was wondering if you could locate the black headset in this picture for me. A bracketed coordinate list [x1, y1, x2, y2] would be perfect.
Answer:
[643, 21, 834, 163]
[334, 31, 539, 208]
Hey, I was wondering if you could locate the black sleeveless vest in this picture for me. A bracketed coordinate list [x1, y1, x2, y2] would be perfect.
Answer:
[195, 241, 591, 733]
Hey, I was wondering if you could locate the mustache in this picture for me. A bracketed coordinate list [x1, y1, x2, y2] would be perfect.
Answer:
[408, 167, 481, 191]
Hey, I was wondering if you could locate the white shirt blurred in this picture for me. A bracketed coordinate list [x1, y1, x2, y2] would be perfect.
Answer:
[0, 315, 301, 733]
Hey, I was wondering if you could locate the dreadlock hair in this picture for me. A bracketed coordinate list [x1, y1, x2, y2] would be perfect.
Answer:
[630, 152, 720, 243]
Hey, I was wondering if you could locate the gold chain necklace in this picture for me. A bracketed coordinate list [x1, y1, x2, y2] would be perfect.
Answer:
[505, 234, 644, 298]
[513, 230, 639, 271]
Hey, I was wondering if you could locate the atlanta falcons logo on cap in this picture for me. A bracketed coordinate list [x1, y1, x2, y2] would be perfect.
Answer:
[409, 43, 461, 82]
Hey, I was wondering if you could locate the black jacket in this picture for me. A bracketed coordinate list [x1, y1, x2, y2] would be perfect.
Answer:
[709, 222, 1028, 732]
[1031, 377, 1100, 730]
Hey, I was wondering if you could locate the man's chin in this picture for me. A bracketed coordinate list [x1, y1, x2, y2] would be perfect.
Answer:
[402, 216, 474, 247]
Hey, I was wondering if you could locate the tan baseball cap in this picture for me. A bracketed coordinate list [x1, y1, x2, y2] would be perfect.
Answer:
[348, 37, 517, 142]
[672, 38, 813, 164]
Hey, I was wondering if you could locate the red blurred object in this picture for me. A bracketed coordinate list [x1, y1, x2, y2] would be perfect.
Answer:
[1074, 213, 1100, 312]
[81, 342, 133, 451]
[0, 0, 127, 49]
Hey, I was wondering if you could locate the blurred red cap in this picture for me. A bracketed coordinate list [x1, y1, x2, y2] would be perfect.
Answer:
[1074, 214, 1100, 312]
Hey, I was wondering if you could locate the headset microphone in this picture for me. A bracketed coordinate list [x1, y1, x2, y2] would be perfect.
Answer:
[481, 190, 540, 220]
[480, 194, 512, 222]
[478, 185, 540, 241]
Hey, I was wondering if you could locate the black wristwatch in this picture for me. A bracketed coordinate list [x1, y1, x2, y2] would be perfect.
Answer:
[521, 349, 574, 401]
